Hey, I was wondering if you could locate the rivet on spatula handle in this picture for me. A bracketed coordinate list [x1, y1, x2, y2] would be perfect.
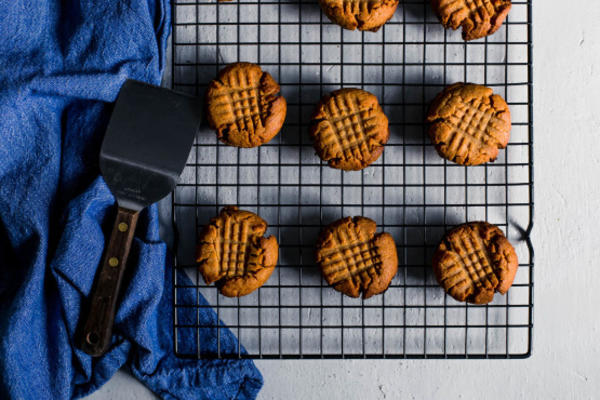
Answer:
[78, 207, 139, 357]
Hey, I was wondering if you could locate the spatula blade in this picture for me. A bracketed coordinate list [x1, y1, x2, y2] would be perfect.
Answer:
[100, 79, 201, 211]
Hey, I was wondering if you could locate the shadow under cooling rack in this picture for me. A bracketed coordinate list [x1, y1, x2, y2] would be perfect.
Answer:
[169, 0, 533, 359]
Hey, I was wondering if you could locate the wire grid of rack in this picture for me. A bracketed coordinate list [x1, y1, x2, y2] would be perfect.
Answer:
[170, 0, 533, 359]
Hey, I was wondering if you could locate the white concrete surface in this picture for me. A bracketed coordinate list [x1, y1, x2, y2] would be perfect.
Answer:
[87, 2, 600, 399]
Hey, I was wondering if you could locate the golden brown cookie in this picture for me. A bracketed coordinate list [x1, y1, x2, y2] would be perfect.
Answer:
[431, 0, 511, 41]
[196, 206, 278, 297]
[310, 88, 389, 171]
[432, 221, 518, 304]
[426, 83, 511, 166]
[319, 0, 399, 32]
[206, 62, 287, 148]
[316, 217, 398, 299]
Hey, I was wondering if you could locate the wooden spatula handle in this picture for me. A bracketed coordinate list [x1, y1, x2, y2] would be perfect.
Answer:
[79, 207, 139, 357]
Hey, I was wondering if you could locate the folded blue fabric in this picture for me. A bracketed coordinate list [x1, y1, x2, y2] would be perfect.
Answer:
[0, 1, 262, 399]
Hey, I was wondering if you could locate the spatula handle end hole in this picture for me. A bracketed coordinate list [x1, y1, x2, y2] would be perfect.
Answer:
[86, 332, 100, 346]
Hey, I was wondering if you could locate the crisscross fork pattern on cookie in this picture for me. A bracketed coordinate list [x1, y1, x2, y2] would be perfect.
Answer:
[445, 97, 503, 158]
[444, 227, 498, 291]
[323, 92, 378, 161]
[321, 224, 381, 286]
[339, 0, 382, 15]
[213, 69, 265, 132]
[444, 0, 503, 20]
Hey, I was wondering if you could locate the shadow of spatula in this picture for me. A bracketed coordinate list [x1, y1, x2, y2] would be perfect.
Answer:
[78, 79, 201, 356]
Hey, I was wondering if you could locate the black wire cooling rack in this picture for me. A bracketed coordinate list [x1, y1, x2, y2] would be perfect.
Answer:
[170, 0, 533, 359]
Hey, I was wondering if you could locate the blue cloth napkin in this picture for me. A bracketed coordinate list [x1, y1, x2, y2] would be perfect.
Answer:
[0, 1, 263, 399]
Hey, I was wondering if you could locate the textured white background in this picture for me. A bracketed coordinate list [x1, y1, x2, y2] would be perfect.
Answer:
[87, 2, 600, 399]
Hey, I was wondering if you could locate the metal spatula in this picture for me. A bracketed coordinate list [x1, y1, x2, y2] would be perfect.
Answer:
[78, 79, 201, 356]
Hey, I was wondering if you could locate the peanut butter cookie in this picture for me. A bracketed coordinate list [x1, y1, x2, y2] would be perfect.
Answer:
[197, 206, 278, 297]
[319, 0, 399, 32]
[206, 62, 287, 148]
[316, 217, 398, 299]
[310, 88, 389, 171]
[426, 83, 511, 166]
[433, 221, 518, 304]
[431, 0, 511, 41]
